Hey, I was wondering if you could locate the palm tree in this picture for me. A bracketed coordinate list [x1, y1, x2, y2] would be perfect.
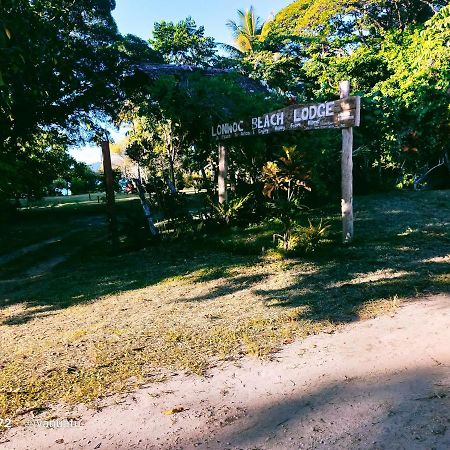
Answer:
[226, 6, 272, 54]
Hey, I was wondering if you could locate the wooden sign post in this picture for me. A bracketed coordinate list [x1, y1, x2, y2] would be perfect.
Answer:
[101, 140, 118, 247]
[218, 144, 228, 204]
[340, 81, 354, 243]
[212, 83, 360, 241]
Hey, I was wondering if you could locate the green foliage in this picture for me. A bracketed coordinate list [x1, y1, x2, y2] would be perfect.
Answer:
[0, 133, 74, 201]
[262, 146, 310, 201]
[273, 217, 330, 254]
[209, 193, 253, 225]
[396, 174, 416, 190]
[271, 0, 446, 39]
[143, 178, 195, 239]
[150, 17, 217, 66]
[297, 219, 331, 253]
[374, 11, 450, 170]
[1, 0, 448, 212]
[262, 146, 312, 251]
[1, 0, 120, 141]
[235, 2, 450, 194]
[69, 163, 101, 195]
[0, 0, 160, 203]
[269, 197, 304, 251]
[122, 55, 279, 195]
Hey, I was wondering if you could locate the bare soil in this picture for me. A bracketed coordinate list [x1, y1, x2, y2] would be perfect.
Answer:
[2, 294, 449, 450]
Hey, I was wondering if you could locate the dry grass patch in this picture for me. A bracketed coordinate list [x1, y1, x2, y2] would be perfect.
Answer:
[356, 296, 400, 320]
[0, 259, 333, 423]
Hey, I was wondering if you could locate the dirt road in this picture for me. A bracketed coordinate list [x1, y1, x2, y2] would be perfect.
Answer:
[2, 294, 449, 450]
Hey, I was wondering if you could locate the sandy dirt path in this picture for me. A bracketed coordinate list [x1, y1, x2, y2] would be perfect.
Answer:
[0, 215, 105, 279]
[0, 237, 65, 267]
[2, 294, 449, 450]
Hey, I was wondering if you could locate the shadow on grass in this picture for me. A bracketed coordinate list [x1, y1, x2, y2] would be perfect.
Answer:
[186, 190, 450, 321]
[0, 239, 263, 324]
[254, 258, 449, 323]
[252, 190, 449, 323]
[0, 190, 448, 326]
[185, 273, 269, 303]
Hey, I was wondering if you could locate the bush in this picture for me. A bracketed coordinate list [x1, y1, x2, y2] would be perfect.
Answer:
[296, 219, 331, 253]
[273, 218, 330, 255]
[208, 193, 253, 226]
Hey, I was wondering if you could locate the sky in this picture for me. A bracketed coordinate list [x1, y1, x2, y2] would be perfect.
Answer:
[70, 0, 292, 165]
[69, 128, 126, 165]
[112, 0, 291, 45]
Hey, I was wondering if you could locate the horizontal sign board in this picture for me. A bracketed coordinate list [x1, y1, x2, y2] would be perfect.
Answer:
[212, 96, 361, 140]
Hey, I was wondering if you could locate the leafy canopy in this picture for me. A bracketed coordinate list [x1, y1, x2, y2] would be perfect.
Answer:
[150, 17, 217, 66]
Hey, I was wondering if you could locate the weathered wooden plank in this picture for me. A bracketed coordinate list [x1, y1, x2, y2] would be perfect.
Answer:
[212, 97, 361, 140]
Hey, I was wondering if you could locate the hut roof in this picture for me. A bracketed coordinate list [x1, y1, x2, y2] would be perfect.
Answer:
[136, 63, 269, 94]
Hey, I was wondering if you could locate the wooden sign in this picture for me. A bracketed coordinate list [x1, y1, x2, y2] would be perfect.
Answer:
[212, 97, 361, 140]
[215, 81, 359, 244]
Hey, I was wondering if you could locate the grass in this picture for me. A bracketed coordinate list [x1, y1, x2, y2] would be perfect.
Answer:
[19, 192, 107, 208]
[0, 193, 141, 255]
[0, 189, 449, 426]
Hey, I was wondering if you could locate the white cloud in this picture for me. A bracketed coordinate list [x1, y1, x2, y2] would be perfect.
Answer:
[69, 145, 102, 165]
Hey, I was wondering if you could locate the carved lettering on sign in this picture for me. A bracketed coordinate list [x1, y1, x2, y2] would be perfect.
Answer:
[212, 97, 361, 140]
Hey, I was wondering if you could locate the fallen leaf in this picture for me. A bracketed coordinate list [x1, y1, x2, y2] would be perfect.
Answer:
[163, 406, 185, 415]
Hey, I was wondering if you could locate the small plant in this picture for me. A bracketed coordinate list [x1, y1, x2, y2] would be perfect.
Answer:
[262, 146, 311, 252]
[298, 219, 331, 253]
[209, 193, 253, 225]
[273, 230, 300, 252]
[273, 218, 330, 254]
[270, 198, 306, 252]
[262, 146, 310, 202]
[396, 173, 415, 190]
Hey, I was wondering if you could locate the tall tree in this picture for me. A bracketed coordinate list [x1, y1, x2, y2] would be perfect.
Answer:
[265, 1, 450, 193]
[0, 0, 156, 203]
[150, 17, 216, 66]
[271, 0, 447, 41]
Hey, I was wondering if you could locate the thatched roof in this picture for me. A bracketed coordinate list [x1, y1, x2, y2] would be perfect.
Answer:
[136, 63, 269, 94]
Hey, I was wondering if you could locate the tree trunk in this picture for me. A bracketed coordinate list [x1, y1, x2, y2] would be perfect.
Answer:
[134, 178, 158, 236]
[168, 156, 176, 191]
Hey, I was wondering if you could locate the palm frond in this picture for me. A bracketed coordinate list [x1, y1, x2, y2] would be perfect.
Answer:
[260, 13, 274, 38]
[217, 42, 244, 58]
[226, 19, 242, 39]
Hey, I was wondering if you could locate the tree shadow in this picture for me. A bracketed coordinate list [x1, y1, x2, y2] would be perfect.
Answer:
[254, 258, 449, 323]
[0, 241, 262, 324]
[250, 190, 449, 323]
[184, 273, 269, 303]
[0, 190, 448, 326]
[196, 368, 450, 449]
